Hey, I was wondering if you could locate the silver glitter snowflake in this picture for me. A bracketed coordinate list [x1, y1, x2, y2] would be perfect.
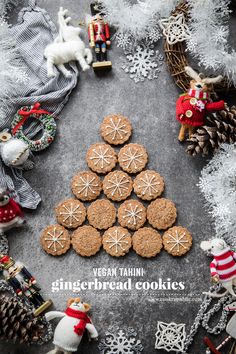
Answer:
[122, 44, 163, 83]
[98, 326, 143, 354]
[155, 321, 186, 352]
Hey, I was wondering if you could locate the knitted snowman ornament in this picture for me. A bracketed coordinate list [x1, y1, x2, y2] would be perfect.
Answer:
[0, 132, 32, 169]
[0, 189, 25, 235]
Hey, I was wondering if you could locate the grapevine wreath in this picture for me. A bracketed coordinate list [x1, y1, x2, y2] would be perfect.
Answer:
[11, 103, 56, 152]
[164, 1, 236, 156]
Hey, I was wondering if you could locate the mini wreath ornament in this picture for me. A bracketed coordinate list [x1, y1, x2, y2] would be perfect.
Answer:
[11, 103, 56, 151]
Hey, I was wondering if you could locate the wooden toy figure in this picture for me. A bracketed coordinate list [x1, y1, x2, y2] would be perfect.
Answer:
[88, 2, 112, 71]
[0, 254, 52, 316]
[45, 297, 98, 354]
[176, 66, 225, 142]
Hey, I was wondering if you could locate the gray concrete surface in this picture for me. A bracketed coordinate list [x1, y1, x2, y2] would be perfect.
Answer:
[1, 1, 234, 353]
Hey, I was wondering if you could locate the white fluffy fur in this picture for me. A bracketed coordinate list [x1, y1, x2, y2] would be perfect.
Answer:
[44, 7, 92, 78]
[1, 139, 29, 167]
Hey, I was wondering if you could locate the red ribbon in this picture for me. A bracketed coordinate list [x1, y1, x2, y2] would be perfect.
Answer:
[12, 102, 51, 135]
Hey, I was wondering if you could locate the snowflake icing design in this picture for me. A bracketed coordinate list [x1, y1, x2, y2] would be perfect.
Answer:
[89, 146, 113, 169]
[44, 228, 67, 252]
[105, 229, 129, 254]
[59, 203, 82, 226]
[166, 230, 189, 254]
[123, 204, 143, 226]
[121, 147, 143, 170]
[105, 117, 128, 141]
[155, 321, 186, 352]
[139, 173, 161, 196]
[76, 175, 99, 197]
[122, 45, 163, 83]
[106, 174, 130, 196]
[98, 326, 143, 354]
[159, 13, 191, 45]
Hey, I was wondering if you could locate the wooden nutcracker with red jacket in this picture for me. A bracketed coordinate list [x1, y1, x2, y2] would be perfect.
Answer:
[88, 2, 112, 71]
[176, 66, 226, 142]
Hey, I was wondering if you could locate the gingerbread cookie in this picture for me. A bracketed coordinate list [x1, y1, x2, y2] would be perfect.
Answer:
[102, 226, 132, 257]
[163, 226, 192, 256]
[86, 143, 117, 174]
[40, 225, 71, 256]
[118, 199, 146, 230]
[103, 171, 133, 202]
[132, 227, 162, 258]
[71, 225, 101, 257]
[87, 199, 116, 230]
[133, 170, 164, 201]
[71, 171, 102, 201]
[55, 198, 86, 229]
[100, 114, 132, 145]
[118, 143, 148, 173]
[147, 198, 177, 230]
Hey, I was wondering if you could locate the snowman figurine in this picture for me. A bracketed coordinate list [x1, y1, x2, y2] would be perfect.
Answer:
[0, 189, 25, 235]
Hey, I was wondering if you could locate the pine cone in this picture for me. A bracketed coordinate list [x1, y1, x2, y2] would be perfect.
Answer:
[186, 106, 236, 156]
[0, 294, 44, 344]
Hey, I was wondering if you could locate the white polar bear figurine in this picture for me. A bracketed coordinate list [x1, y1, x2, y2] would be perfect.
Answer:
[200, 238, 236, 298]
[44, 7, 92, 78]
[45, 297, 98, 354]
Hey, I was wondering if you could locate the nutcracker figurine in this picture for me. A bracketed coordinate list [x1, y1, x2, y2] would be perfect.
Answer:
[176, 66, 225, 142]
[88, 2, 112, 70]
[0, 254, 52, 316]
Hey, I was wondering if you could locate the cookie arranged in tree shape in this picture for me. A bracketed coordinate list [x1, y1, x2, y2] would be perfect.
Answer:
[103, 170, 133, 202]
[87, 199, 116, 230]
[118, 199, 146, 230]
[71, 171, 102, 201]
[86, 143, 117, 174]
[147, 198, 177, 230]
[102, 226, 132, 257]
[55, 198, 86, 229]
[133, 170, 165, 201]
[163, 226, 192, 257]
[71, 225, 101, 257]
[132, 227, 162, 258]
[100, 114, 132, 145]
[40, 225, 71, 256]
[118, 143, 148, 173]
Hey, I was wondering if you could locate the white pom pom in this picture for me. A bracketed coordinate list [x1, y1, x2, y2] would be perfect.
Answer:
[1, 139, 29, 166]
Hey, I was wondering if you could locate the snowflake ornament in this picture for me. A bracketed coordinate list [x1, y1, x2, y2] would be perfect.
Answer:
[122, 45, 163, 83]
[98, 326, 143, 354]
[155, 321, 186, 352]
[159, 13, 191, 45]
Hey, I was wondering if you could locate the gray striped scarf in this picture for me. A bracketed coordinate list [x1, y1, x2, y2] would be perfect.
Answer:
[0, 0, 78, 209]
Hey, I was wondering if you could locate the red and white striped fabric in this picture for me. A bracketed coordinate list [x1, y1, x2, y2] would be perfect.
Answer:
[210, 247, 236, 282]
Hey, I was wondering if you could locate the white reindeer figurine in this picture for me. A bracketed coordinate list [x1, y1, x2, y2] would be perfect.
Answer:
[200, 238, 236, 298]
[44, 7, 92, 78]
